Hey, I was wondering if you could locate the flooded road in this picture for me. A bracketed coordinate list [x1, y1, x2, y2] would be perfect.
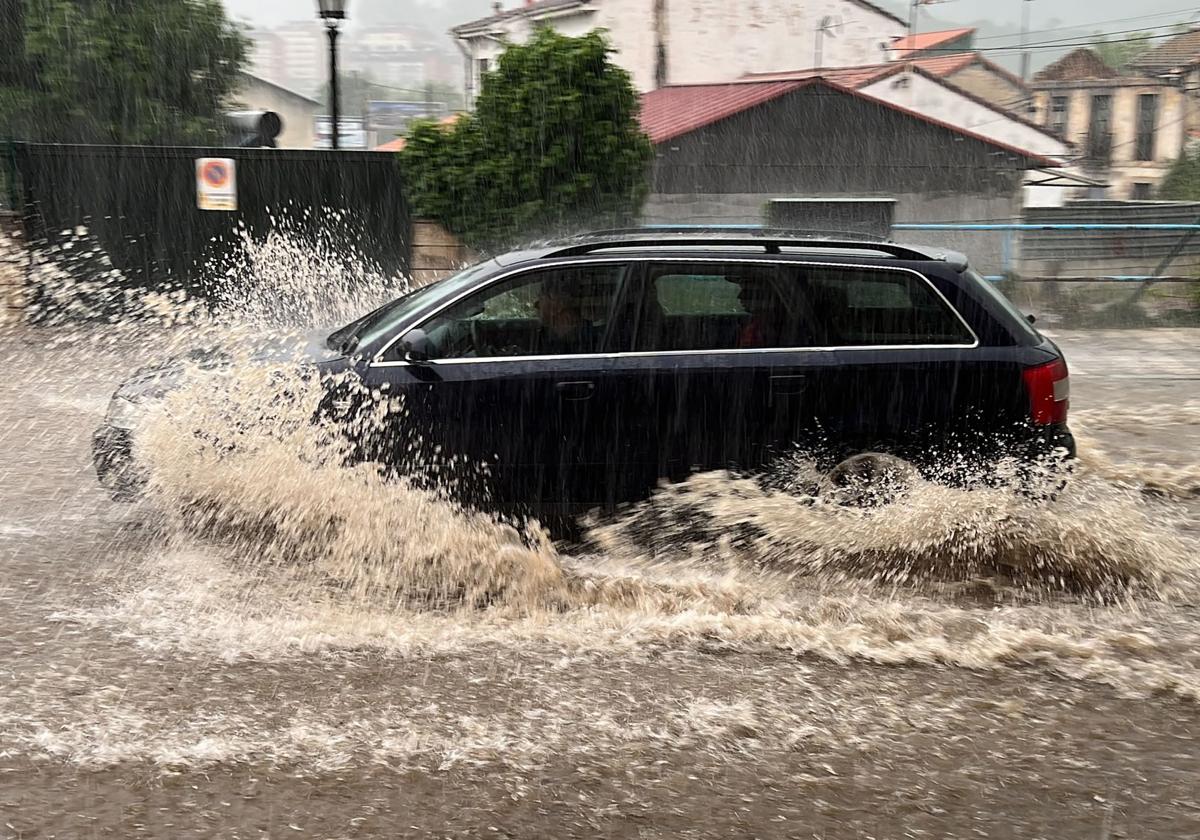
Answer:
[2, 327, 1200, 839]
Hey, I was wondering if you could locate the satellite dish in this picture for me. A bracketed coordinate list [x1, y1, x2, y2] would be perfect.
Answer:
[819, 15, 844, 37]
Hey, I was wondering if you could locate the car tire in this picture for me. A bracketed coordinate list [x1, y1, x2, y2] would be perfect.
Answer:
[819, 452, 919, 507]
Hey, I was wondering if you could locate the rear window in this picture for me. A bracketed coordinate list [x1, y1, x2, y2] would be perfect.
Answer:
[964, 269, 1040, 342]
[803, 267, 975, 347]
[630, 261, 974, 352]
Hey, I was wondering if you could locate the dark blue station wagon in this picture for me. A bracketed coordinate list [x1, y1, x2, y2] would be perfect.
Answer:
[95, 231, 1074, 517]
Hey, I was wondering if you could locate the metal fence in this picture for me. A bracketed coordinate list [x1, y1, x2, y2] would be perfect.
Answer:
[893, 218, 1200, 327]
[9, 142, 412, 314]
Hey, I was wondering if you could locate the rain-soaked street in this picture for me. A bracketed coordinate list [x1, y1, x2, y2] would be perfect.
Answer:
[2, 326, 1200, 839]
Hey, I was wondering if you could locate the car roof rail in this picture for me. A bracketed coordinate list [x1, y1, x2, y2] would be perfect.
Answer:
[544, 231, 936, 261]
[586, 224, 893, 242]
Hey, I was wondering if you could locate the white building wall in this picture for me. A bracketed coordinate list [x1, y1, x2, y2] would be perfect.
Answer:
[458, 0, 902, 98]
[658, 0, 902, 85]
[859, 71, 1069, 159]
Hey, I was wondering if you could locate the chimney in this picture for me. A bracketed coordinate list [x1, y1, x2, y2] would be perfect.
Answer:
[492, 1, 502, 11]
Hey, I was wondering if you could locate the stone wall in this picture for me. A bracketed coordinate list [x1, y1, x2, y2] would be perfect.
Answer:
[0, 211, 26, 328]
[409, 220, 476, 286]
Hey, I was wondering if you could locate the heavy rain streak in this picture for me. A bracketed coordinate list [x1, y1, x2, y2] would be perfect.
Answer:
[3, 0, 1200, 837]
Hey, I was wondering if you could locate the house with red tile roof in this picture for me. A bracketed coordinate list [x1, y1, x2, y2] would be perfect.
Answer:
[637, 76, 1063, 273]
[450, 0, 906, 105]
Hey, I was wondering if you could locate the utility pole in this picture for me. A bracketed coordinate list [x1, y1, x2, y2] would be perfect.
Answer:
[1019, 0, 1034, 81]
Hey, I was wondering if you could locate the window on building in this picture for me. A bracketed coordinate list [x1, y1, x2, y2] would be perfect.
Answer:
[1131, 182, 1153, 200]
[1135, 94, 1158, 161]
[1049, 95, 1069, 136]
[1087, 93, 1113, 165]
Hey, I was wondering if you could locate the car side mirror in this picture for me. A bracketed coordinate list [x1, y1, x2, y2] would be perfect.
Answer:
[1026, 313, 1037, 325]
[400, 328, 433, 364]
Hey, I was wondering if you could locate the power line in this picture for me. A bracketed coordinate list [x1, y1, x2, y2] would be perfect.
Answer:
[923, 27, 1192, 56]
[972, 7, 1200, 43]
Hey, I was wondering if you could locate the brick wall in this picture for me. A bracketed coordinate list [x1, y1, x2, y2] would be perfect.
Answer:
[409, 220, 475, 286]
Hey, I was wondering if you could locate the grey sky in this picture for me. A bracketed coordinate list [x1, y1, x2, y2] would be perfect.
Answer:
[223, 0, 1200, 72]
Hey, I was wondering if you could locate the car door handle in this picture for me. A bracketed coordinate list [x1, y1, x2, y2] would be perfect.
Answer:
[555, 380, 595, 401]
[770, 374, 807, 395]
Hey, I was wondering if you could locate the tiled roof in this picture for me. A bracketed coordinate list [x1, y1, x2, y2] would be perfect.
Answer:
[638, 77, 1057, 167]
[907, 52, 977, 77]
[741, 53, 1025, 92]
[740, 59, 1054, 143]
[1033, 48, 1118, 82]
[374, 137, 407, 151]
[909, 52, 1031, 95]
[1128, 29, 1200, 74]
[740, 64, 896, 87]
[640, 80, 807, 144]
[891, 27, 975, 59]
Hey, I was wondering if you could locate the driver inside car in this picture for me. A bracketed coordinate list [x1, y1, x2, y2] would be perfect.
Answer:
[533, 275, 598, 355]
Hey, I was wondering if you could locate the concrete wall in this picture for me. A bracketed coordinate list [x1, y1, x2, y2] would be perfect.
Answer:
[459, 0, 904, 96]
[860, 71, 1068, 159]
[642, 192, 1020, 275]
[1032, 81, 1186, 198]
[232, 75, 319, 149]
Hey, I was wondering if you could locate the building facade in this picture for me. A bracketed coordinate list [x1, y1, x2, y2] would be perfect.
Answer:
[273, 21, 327, 97]
[451, 0, 906, 103]
[1031, 46, 1192, 200]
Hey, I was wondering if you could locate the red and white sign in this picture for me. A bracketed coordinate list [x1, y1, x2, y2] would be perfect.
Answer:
[195, 157, 237, 211]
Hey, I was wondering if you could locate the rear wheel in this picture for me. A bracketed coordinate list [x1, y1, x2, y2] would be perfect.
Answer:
[819, 452, 919, 507]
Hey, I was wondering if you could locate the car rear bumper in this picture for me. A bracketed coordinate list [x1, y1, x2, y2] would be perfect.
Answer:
[92, 425, 144, 499]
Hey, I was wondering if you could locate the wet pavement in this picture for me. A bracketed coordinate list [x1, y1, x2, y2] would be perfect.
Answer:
[2, 328, 1200, 839]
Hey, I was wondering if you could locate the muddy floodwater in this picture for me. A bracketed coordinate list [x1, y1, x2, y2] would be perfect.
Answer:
[2, 326, 1200, 839]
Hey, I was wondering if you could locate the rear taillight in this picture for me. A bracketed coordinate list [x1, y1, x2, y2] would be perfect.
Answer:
[1023, 358, 1069, 425]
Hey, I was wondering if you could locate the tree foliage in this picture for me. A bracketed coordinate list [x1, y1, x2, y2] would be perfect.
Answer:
[1090, 31, 1155, 72]
[1, 0, 248, 144]
[1158, 145, 1200, 200]
[399, 28, 653, 250]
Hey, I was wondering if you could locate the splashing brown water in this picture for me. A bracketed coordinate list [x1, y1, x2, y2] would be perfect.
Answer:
[17, 227, 1200, 712]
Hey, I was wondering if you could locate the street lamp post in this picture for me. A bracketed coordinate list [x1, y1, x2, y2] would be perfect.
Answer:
[317, 0, 347, 150]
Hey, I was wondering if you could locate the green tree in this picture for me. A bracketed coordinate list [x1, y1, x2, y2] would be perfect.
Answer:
[1158, 147, 1200, 200]
[1, 0, 248, 144]
[1091, 31, 1154, 71]
[399, 28, 653, 250]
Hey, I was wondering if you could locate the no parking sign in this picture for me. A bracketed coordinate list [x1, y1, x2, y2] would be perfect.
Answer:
[195, 157, 237, 211]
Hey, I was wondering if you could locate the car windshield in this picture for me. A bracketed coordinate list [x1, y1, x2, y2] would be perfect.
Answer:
[325, 261, 496, 354]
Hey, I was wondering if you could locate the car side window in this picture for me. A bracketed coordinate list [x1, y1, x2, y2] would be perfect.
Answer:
[634, 263, 814, 352]
[802, 267, 974, 346]
[404, 263, 629, 360]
